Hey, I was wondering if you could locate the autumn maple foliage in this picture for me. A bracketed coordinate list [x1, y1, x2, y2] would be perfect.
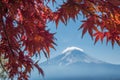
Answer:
[0, 0, 120, 80]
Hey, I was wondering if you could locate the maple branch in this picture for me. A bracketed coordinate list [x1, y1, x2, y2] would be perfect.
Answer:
[80, 5, 106, 21]
[1, 16, 15, 57]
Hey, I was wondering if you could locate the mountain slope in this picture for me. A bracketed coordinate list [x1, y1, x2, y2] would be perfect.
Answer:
[31, 47, 120, 80]
[41, 47, 104, 66]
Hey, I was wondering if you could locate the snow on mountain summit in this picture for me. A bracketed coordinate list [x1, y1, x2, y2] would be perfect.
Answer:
[61, 47, 103, 65]
[62, 46, 84, 54]
[41, 46, 104, 66]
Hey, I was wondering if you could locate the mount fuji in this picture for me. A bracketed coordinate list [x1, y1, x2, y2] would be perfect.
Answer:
[30, 47, 120, 80]
[41, 47, 105, 66]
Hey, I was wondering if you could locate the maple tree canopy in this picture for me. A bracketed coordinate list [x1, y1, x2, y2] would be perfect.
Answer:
[0, 0, 120, 80]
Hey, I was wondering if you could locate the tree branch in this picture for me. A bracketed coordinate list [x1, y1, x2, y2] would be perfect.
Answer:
[1, 16, 15, 57]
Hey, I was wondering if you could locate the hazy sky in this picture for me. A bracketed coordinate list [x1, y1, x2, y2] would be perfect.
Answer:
[38, 1, 120, 64]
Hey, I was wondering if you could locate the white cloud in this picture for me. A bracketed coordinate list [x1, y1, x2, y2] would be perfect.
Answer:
[62, 46, 84, 53]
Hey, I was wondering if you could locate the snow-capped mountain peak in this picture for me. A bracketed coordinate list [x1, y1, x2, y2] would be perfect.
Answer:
[62, 46, 84, 54]
[35, 47, 120, 80]
[41, 47, 104, 66]
[60, 47, 103, 65]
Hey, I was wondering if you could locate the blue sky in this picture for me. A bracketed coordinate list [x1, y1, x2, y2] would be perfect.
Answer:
[38, 0, 120, 64]
[46, 18, 120, 65]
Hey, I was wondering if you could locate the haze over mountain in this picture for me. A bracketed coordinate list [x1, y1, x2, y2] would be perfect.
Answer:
[30, 47, 120, 80]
